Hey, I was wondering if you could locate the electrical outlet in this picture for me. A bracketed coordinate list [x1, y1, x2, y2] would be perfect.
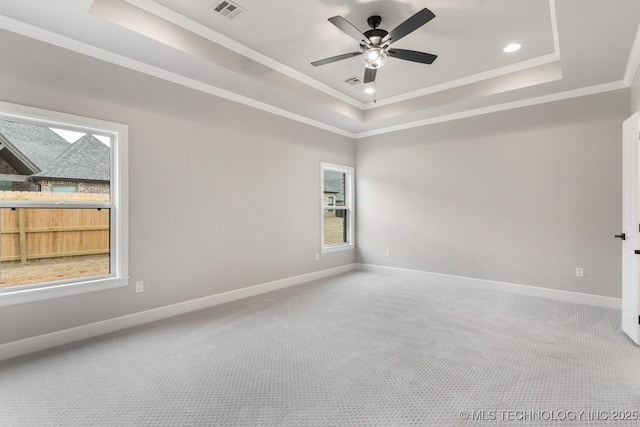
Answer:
[385, 249, 391, 257]
[575, 268, 584, 278]
[315, 253, 319, 261]
[135, 281, 144, 293]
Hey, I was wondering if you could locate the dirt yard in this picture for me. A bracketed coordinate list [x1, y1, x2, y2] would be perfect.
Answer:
[1, 254, 110, 287]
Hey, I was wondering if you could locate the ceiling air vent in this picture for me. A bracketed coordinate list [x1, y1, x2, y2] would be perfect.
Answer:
[344, 76, 362, 85]
[211, 0, 245, 20]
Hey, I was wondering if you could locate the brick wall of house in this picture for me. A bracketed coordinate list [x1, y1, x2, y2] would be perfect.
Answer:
[38, 179, 110, 194]
[0, 157, 18, 175]
[0, 157, 39, 191]
[12, 181, 39, 191]
[0, 159, 109, 193]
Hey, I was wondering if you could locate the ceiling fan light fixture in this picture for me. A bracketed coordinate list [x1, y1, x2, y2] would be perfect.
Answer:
[364, 47, 388, 69]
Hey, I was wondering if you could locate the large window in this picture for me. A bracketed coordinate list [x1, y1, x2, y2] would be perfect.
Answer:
[321, 162, 354, 252]
[0, 101, 128, 307]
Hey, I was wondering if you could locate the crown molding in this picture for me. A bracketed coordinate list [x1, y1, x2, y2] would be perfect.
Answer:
[354, 81, 628, 139]
[0, 14, 356, 138]
[363, 53, 561, 109]
[0, 8, 634, 141]
[124, 0, 562, 113]
[122, 0, 365, 109]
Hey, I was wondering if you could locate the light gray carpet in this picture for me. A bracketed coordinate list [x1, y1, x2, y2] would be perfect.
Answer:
[1, 271, 639, 426]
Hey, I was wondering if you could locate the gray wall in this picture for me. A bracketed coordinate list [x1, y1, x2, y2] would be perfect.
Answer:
[0, 31, 355, 344]
[0, 26, 633, 345]
[356, 90, 629, 298]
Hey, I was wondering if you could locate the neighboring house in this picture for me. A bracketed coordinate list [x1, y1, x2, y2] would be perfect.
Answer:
[34, 134, 110, 193]
[323, 171, 345, 217]
[0, 120, 110, 194]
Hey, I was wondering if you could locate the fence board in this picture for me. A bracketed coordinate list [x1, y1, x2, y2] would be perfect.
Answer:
[0, 191, 109, 202]
[0, 191, 110, 263]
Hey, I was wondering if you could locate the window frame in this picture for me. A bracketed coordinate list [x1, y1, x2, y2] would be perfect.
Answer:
[0, 101, 129, 307]
[320, 162, 354, 253]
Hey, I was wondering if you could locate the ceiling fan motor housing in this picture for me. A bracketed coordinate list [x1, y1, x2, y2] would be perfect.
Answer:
[365, 16, 388, 46]
[363, 28, 388, 46]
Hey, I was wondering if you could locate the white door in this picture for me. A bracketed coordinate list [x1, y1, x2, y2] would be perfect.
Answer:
[621, 112, 640, 345]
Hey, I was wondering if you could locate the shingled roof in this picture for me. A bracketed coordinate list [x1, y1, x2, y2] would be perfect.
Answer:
[0, 120, 109, 182]
[0, 120, 70, 172]
[323, 170, 345, 203]
[35, 134, 110, 182]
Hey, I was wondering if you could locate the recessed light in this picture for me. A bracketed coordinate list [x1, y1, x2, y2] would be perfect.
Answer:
[364, 87, 376, 94]
[503, 43, 521, 53]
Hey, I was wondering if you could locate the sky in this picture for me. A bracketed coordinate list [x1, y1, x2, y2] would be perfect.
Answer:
[50, 128, 111, 146]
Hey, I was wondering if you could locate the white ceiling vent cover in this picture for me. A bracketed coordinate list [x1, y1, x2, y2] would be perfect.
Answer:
[211, 1, 246, 20]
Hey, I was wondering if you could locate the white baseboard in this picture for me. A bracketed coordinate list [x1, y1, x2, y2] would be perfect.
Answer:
[0, 264, 356, 363]
[356, 263, 621, 310]
[2, 263, 619, 363]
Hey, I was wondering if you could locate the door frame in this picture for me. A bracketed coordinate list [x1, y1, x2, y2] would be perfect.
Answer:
[622, 112, 640, 345]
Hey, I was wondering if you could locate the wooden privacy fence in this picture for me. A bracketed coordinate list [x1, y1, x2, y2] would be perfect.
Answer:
[0, 191, 110, 263]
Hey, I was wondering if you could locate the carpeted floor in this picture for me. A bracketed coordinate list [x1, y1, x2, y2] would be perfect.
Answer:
[1, 271, 639, 426]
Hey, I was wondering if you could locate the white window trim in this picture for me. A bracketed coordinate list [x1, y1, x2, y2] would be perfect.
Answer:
[321, 162, 354, 253]
[0, 101, 129, 307]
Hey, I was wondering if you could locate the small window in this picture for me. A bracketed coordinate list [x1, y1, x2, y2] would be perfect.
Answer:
[0, 101, 129, 307]
[321, 162, 354, 252]
[52, 184, 78, 193]
[0, 181, 13, 191]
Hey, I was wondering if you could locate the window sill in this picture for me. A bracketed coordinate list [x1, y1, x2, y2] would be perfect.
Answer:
[0, 276, 130, 307]
[321, 244, 355, 254]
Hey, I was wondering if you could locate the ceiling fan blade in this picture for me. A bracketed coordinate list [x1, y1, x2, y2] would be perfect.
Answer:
[311, 52, 363, 67]
[388, 49, 437, 64]
[382, 8, 435, 45]
[364, 68, 377, 84]
[328, 16, 372, 45]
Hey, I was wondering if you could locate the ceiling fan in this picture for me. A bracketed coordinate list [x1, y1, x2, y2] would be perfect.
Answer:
[311, 8, 438, 85]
